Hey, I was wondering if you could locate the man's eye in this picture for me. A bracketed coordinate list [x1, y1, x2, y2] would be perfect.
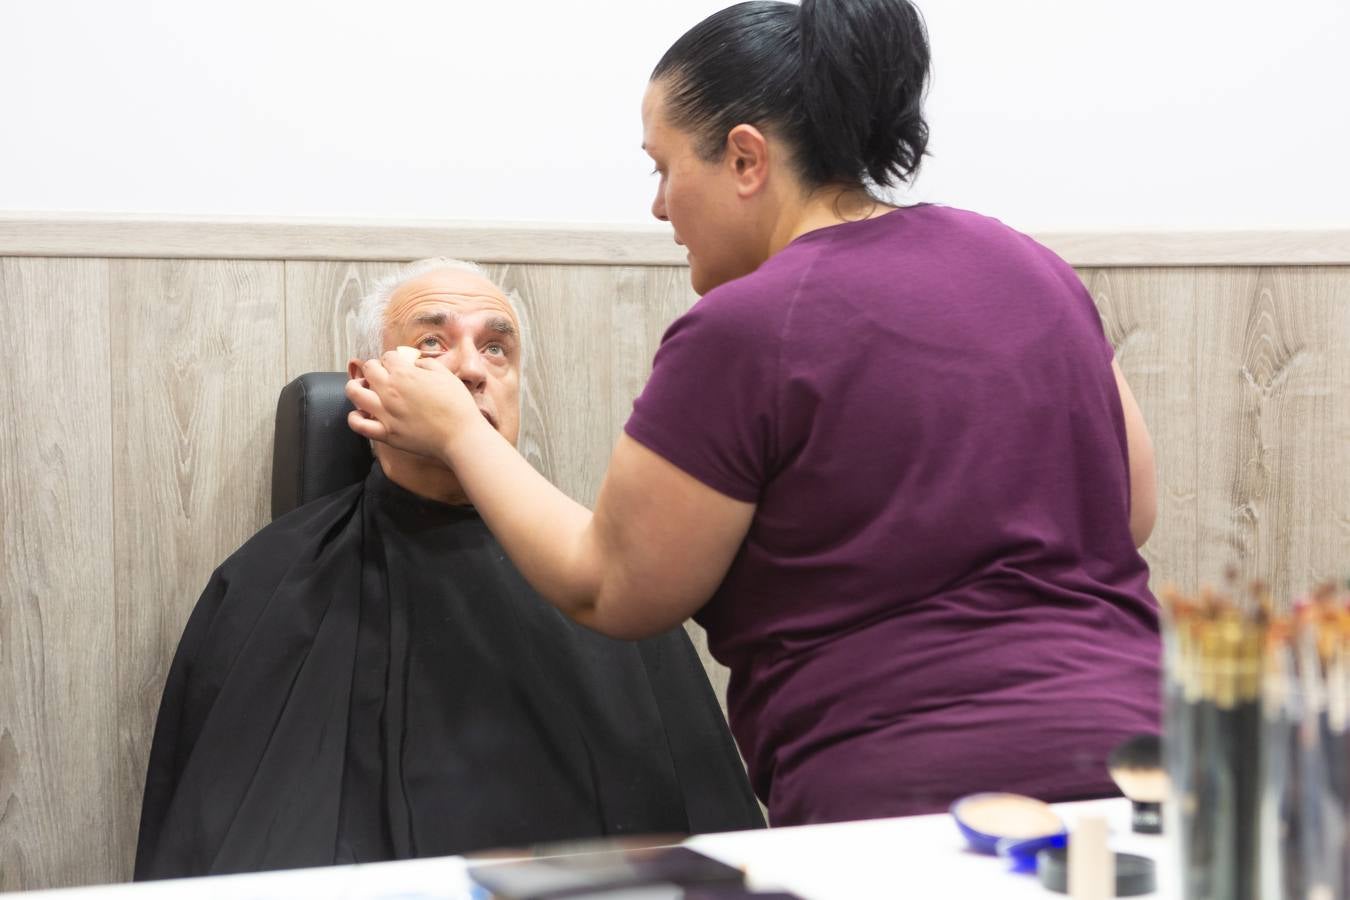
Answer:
[484, 343, 506, 357]
[418, 336, 445, 350]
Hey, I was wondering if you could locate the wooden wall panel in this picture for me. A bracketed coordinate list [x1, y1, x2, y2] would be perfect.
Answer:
[6, 214, 1348, 267]
[1335, 273, 1350, 578]
[487, 264, 615, 507]
[283, 261, 403, 379]
[108, 259, 285, 884]
[1081, 267, 1200, 593]
[600, 267, 730, 701]
[1191, 268, 1350, 603]
[0, 260, 116, 891]
[2, 252, 1347, 891]
[1083, 266, 1350, 604]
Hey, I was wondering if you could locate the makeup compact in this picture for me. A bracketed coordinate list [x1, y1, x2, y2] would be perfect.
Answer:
[995, 832, 1068, 874]
[1037, 847, 1157, 897]
[950, 792, 1067, 855]
[1108, 734, 1166, 834]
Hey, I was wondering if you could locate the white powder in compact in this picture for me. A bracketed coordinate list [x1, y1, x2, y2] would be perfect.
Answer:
[959, 794, 1064, 838]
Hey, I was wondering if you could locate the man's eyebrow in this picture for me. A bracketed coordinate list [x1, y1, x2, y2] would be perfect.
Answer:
[410, 311, 454, 327]
[487, 316, 518, 339]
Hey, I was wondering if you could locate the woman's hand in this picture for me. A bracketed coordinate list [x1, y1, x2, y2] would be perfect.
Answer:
[345, 349, 484, 462]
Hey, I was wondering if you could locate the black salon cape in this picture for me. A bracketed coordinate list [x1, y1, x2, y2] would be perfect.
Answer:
[135, 465, 761, 879]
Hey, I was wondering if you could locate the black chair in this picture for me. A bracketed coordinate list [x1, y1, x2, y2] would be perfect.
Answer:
[271, 373, 372, 519]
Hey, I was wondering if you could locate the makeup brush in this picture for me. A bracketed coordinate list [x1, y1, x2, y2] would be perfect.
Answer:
[1108, 734, 1166, 834]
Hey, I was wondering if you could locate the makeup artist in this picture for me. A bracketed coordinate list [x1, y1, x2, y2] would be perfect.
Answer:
[346, 0, 1163, 826]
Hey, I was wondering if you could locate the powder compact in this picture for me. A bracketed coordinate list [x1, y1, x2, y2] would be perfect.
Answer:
[950, 792, 1068, 856]
[1036, 846, 1158, 897]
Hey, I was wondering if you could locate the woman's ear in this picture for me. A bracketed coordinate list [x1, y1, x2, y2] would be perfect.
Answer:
[725, 124, 770, 198]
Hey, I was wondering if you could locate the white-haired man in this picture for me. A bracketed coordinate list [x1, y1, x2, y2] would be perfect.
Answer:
[134, 260, 762, 880]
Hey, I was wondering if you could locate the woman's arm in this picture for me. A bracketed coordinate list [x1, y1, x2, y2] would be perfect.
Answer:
[442, 422, 754, 639]
[347, 356, 754, 639]
[1112, 358, 1156, 547]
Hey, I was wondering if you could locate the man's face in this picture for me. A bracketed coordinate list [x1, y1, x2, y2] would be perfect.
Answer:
[359, 268, 522, 447]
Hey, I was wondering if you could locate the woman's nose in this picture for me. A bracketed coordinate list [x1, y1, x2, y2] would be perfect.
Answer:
[651, 186, 668, 222]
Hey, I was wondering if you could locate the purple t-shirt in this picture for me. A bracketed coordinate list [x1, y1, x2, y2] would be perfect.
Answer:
[624, 204, 1161, 826]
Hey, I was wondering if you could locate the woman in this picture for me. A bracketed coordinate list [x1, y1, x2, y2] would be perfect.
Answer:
[347, 0, 1161, 826]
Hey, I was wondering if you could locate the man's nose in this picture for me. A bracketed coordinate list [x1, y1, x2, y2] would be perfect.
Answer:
[442, 342, 487, 390]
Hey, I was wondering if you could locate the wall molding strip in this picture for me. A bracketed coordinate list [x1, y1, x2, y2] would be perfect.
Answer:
[2, 212, 1348, 267]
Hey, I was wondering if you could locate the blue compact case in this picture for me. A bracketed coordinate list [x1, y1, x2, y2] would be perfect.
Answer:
[950, 792, 1068, 857]
[996, 832, 1069, 873]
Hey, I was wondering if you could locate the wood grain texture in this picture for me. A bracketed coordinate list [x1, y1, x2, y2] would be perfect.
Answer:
[3, 213, 1349, 266]
[0, 259, 116, 892]
[1080, 267, 1200, 593]
[1039, 230, 1350, 267]
[0, 214, 688, 266]
[597, 266, 732, 705]
[1082, 266, 1350, 606]
[283, 261, 404, 378]
[109, 259, 285, 885]
[1190, 267, 1350, 604]
[3, 253, 1347, 891]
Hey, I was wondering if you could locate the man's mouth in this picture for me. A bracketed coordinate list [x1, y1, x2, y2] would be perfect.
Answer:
[479, 408, 497, 430]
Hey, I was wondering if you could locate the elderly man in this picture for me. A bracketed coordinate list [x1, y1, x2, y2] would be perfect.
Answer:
[134, 259, 761, 879]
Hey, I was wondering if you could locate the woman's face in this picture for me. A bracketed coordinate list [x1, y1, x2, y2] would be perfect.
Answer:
[641, 81, 759, 296]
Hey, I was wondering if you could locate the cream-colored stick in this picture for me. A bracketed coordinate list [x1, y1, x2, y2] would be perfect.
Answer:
[1069, 815, 1113, 900]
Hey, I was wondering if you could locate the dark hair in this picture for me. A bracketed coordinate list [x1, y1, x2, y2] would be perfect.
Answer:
[651, 0, 930, 190]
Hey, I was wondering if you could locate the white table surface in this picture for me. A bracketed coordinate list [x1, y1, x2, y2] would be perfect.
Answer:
[688, 798, 1176, 899]
[9, 798, 1176, 899]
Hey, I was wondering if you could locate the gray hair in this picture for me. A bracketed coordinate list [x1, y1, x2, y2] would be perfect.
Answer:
[352, 257, 512, 360]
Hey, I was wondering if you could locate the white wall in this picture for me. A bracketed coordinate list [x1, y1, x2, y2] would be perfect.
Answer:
[2, 0, 1346, 231]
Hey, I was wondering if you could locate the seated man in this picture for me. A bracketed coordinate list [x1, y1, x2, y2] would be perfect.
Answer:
[135, 258, 762, 879]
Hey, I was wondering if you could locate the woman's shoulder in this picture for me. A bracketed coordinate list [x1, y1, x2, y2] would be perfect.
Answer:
[791, 203, 1083, 299]
[814, 203, 1057, 261]
[667, 261, 805, 347]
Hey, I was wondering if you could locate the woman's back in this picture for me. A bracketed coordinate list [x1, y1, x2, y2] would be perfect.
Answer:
[626, 203, 1161, 825]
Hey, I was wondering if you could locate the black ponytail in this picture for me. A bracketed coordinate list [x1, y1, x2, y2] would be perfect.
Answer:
[651, 0, 930, 191]
[799, 0, 929, 187]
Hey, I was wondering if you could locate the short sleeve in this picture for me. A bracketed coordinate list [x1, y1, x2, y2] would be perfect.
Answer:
[624, 285, 785, 503]
[1037, 240, 1117, 365]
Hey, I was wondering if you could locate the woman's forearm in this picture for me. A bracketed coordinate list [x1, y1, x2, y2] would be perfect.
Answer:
[439, 416, 611, 627]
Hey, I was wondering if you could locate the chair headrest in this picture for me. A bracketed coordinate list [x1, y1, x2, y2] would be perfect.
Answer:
[271, 372, 373, 520]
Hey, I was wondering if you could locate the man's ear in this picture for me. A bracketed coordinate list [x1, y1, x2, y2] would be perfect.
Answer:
[725, 124, 770, 198]
[347, 359, 365, 380]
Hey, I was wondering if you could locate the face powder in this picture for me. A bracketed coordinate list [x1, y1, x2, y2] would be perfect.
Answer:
[951, 792, 1067, 854]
